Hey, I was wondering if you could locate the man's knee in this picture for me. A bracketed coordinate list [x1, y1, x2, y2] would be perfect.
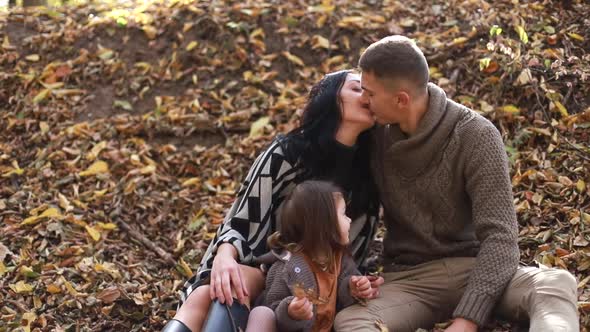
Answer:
[534, 268, 577, 300]
[334, 305, 377, 331]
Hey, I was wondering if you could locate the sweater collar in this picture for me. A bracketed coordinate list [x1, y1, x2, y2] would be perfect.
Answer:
[383, 83, 464, 178]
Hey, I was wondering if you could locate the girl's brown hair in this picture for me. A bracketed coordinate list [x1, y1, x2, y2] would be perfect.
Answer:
[268, 180, 345, 272]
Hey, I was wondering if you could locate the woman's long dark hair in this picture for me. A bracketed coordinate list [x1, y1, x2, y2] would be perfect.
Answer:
[281, 70, 378, 221]
[268, 180, 345, 272]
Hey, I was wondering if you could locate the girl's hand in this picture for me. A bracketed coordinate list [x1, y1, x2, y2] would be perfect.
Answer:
[366, 275, 384, 298]
[288, 296, 313, 321]
[350, 275, 373, 299]
[209, 243, 249, 306]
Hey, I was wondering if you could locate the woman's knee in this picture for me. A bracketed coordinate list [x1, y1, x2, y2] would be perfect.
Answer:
[179, 285, 211, 312]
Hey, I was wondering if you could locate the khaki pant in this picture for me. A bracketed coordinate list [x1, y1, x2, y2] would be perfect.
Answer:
[334, 257, 579, 332]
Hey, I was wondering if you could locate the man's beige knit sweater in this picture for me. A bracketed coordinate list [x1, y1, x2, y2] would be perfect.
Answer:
[370, 83, 520, 326]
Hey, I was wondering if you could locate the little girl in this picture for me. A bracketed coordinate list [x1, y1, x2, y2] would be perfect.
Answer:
[261, 180, 377, 332]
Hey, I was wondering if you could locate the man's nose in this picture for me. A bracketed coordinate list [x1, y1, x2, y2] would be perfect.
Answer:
[360, 91, 370, 107]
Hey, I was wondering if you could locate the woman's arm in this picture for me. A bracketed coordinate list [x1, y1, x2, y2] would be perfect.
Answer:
[199, 140, 300, 303]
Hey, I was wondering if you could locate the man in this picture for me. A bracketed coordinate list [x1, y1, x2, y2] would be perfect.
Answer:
[334, 35, 579, 332]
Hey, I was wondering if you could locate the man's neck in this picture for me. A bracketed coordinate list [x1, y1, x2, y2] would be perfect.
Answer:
[400, 91, 430, 136]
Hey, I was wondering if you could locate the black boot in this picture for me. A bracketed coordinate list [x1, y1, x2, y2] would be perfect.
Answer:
[201, 299, 250, 332]
[162, 319, 192, 332]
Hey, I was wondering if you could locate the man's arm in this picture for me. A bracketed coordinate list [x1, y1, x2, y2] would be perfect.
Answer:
[453, 121, 520, 326]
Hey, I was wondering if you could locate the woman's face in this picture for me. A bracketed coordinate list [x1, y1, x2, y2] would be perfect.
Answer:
[335, 194, 351, 245]
[339, 73, 375, 130]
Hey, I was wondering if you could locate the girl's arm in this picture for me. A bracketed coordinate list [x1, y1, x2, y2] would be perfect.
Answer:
[336, 254, 362, 310]
[263, 261, 314, 332]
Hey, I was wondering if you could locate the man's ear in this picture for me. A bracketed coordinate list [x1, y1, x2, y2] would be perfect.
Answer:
[395, 91, 410, 107]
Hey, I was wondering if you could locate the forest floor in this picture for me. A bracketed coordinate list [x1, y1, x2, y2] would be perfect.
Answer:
[1, 0, 589, 331]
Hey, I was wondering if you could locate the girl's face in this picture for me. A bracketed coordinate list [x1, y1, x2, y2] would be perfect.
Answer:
[339, 73, 375, 130]
[335, 194, 351, 245]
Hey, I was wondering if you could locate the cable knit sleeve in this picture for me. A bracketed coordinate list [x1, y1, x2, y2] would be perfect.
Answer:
[453, 121, 520, 326]
[263, 260, 314, 332]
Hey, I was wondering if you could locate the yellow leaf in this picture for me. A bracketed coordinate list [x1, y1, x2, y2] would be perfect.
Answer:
[186, 41, 198, 51]
[58, 193, 73, 212]
[39, 121, 49, 134]
[33, 89, 51, 104]
[338, 16, 364, 28]
[21, 312, 36, 332]
[249, 116, 270, 138]
[21, 207, 62, 225]
[452, 37, 468, 45]
[282, 52, 305, 67]
[94, 262, 121, 279]
[182, 177, 201, 187]
[568, 33, 584, 42]
[79, 160, 109, 177]
[142, 25, 157, 39]
[515, 25, 529, 44]
[308, 4, 335, 13]
[25, 54, 40, 62]
[325, 55, 344, 66]
[500, 105, 520, 114]
[97, 222, 117, 230]
[10, 280, 34, 293]
[552, 101, 568, 117]
[46, 284, 61, 294]
[311, 35, 330, 49]
[577, 180, 587, 193]
[87, 141, 107, 161]
[178, 258, 194, 278]
[139, 165, 156, 175]
[93, 189, 108, 199]
[63, 278, 78, 296]
[0, 262, 6, 277]
[2, 36, 11, 48]
[2, 160, 24, 177]
[85, 225, 101, 242]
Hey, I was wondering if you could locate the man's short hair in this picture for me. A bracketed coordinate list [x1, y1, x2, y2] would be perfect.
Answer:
[359, 35, 429, 93]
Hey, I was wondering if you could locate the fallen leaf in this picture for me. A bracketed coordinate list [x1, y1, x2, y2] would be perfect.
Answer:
[282, 52, 305, 67]
[97, 287, 121, 304]
[249, 116, 270, 138]
[79, 161, 109, 177]
[21, 207, 62, 226]
[85, 225, 101, 242]
[10, 280, 34, 293]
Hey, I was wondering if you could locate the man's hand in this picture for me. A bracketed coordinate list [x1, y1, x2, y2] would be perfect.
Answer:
[350, 275, 373, 299]
[288, 296, 313, 321]
[444, 318, 478, 332]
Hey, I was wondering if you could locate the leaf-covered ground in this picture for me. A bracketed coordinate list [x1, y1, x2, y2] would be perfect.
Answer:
[1, 0, 589, 331]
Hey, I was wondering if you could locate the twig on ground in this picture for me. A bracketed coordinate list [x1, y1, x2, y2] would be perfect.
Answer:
[118, 219, 176, 266]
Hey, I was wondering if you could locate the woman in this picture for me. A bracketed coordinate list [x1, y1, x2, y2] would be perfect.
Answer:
[163, 70, 380, 332]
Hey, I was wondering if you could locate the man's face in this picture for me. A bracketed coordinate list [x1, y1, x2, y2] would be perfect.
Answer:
[360, 71, 399, 125]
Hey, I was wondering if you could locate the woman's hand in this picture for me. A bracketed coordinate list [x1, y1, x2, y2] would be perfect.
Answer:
[209, 243, 249, 306]
[350, 275, 373, 299]
[288, 296, 313, 321]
